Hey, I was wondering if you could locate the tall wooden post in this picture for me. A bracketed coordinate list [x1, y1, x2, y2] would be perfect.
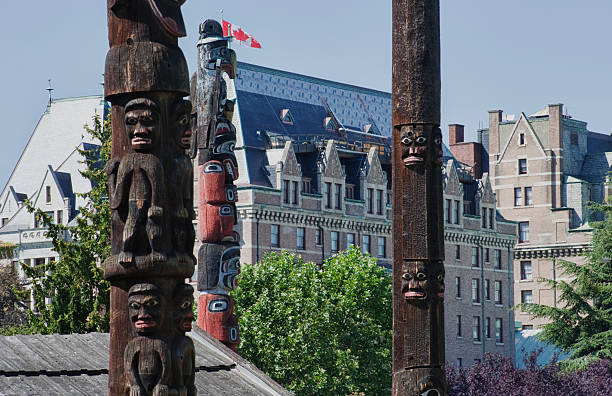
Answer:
[104, 1, 196, 395]
[192, 20, 241, 351]
[392, 1, 446, 395]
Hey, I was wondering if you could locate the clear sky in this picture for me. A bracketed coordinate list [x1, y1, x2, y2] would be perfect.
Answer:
[1, 1, 611, 189]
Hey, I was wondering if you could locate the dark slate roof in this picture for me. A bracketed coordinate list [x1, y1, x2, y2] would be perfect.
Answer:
[0, 327, 291, 396]
[515, 330, 571, 369]
[54, 171, 73, 200]
[587, 131, 612, 154]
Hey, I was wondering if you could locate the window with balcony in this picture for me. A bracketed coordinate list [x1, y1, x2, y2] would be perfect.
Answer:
[297, 227, 305, 250]
[472, 279, 480, 303]
[520, 261, 532, 280]
[271, 224, 280, 247]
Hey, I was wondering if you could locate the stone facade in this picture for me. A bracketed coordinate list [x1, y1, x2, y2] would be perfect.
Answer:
[483, 104, 612, 329]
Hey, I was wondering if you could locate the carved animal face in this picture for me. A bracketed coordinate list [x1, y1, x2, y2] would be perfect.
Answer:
[401, 261, 445, 303]
[206, 295, 239, 344]
[173, 283, 194, 333]
[220, 247, 241, 290]
[399, 125, 443, 167]
[124, 99, 160, 152]
[128, 286, 165, 335]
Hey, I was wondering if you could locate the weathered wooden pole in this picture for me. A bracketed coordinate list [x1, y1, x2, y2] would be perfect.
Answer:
[392, 1, 446, 395]
[104, 1, 196, 394]
[192, 20, 241, 351]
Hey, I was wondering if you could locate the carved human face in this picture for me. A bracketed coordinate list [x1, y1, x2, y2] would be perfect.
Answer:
[399, 125, 443, 167]
[173, 284, 194, 333]
[125, 101, 160, 152]
[128, 286, 165, 335]
[174, 100, 192, 150]
[401, 261, 445, 303]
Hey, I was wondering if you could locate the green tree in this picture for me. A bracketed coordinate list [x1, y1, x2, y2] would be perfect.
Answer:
[22, 115, 111, 334]
[0, 242, 30, 334]
[232, 247, 392, 395]
[521, 201, 612, 369]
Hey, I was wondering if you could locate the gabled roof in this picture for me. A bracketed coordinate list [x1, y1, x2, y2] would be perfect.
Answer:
[0, 327, 291, 395]
[498, 113, 546, 162]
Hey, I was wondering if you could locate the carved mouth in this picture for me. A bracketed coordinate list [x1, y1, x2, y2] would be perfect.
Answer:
[132, 137, 152, 146]
[135, 319, 157, 329]
[405, 290, 426, 299]
[403, 156, 424, 166]
[182, 320, 192, 332]
[181, 131, 192, 147]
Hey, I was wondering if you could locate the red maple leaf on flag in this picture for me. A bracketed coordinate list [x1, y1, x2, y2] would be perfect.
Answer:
[232, 27, 250, 42]
[222, 20, 231, 37]
[250, 37, 262, 49]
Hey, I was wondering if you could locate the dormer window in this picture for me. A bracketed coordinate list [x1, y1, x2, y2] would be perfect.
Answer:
[46, 186, 51, 203]
[280, 109, 294, 125]
[324, 117, 337, 131]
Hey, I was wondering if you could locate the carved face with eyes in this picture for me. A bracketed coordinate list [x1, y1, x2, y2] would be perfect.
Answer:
[128, 283, 165, 335]
[399, 125, 443, 167]
[173, 283, 194, 333]
[125, 98, 160, 152]
[173, 99, 192, 150]
[401, 261, 445, 303]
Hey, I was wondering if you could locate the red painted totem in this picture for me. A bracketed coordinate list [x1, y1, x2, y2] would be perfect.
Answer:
[191, 19, 241, 351]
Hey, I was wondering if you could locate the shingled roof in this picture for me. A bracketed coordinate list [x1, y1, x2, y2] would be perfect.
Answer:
[0, 327, 291, 396]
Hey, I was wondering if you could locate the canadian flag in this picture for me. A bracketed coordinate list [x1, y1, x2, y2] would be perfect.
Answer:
[222, 19, 262, 49]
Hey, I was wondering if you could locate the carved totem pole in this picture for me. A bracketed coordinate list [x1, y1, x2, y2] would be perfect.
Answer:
[392, 1, 446, 395]
[191, 20, 241, 351]
[104, 1, 196, 394]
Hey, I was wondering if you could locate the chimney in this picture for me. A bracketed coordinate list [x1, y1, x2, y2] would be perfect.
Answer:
[449, 124, 464, 145]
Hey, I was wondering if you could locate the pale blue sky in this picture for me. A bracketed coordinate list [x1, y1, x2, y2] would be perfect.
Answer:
[1, 1, 610, 188]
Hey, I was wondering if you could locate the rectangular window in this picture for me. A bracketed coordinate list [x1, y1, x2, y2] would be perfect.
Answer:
[484, 248, 490, 263]
[473, 316, 481, 341]
[525, 187, 533, 205]
[485, 317, 491, 339]
[518, 158, 527, 174]
[46, 186, 51, 203]
[346, 233, 355, 248]
[345, 184, 354, 199]
[362, 235, 371, 254]
[315, 228, 322, 246]
[292, 181, 299, 204]
[520, 261, 533, 280]
[271, 224, 280, 247]
[514, 187, 522, 206]
[482, 207, 487, 228]
[489, 208, 494, 229]
[455, 245, 461, 260]
[334, 183, 342, 209]
[56, 210, 63, 225]
[472, 247, 479, 267]
[283, 180, 290, 204]
[367, 188, 373, 214]
[522, 324, 534, 330]
[454, 200, 460, 224]
[302, 179, 312, 194]
[455, 276, 461, 298]
[445, 199, 452, 224]
[521, 290, 533, 304]
[376, 189, 383, 215]
[377, 237, 386, 258]
[496, 318, 503, 343]
[495, 280, 502, 304]
[472, 279, 480, 303]
[297, 227, 305, 250]
[456, 358, 462, 368]
[1, 218, 7, 227]
[324, 182, 331, 208]
[519, 222, 529, 243]
[331, 231, 339, 253]
[456, 315, 462, 337]
[494, 249, 501, 269]
[485, 279, 490, 300]
[519, 132, 525, 145]
[571, 132, 578, 145]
